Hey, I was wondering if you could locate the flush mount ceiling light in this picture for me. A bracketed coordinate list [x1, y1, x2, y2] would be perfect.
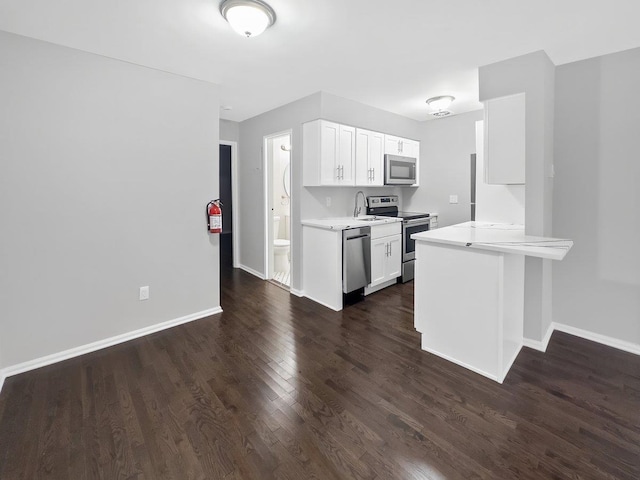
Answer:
[220, 0, 276, 38]
[426, 95, 455, 117]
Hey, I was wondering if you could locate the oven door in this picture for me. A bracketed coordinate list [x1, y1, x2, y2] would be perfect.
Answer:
[403, 218, 430, 262]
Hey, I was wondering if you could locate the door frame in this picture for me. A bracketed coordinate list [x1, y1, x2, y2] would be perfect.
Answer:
[220, 140, 239, 268]
[263, 129, 293, 282]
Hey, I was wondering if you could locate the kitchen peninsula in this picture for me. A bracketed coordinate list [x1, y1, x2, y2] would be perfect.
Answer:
[412, 222, 573, 383]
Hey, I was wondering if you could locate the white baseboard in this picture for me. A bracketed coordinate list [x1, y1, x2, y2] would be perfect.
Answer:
[0, 307, 222, 394]
[554, 323, 640, 356]
[303, 293, 342, 312]
[290, 288, 304, 297]
[238, 264, 266, 280]
[523, 322, 555, 352]
[420, 338, 500, 383]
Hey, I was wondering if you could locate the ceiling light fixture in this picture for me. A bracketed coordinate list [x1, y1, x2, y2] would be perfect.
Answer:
[426, 95, 455, 117]
[220, 0, 276, 38]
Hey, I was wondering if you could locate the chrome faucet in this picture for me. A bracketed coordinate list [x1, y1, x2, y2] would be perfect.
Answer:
[354, 191, 366, 217]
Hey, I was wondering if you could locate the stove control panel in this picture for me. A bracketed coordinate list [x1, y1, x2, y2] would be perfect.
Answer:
[367, 195, 398, 207]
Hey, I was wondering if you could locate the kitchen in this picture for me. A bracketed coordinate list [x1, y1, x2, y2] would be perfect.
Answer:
[2, 1, 640, 478]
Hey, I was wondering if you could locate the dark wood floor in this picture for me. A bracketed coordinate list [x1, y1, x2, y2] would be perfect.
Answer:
[1, 266, 639, 479]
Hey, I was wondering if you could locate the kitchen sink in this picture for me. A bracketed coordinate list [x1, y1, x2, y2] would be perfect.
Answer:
[357, 217, 381, 222]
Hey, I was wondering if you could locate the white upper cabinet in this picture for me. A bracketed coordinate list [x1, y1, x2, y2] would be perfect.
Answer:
[304, 120, 419, 187]
[303, 120, 355, 186]
[384, 135, 419, 158]
[355, 128, 384, 186]
[483, 93, 526, 185]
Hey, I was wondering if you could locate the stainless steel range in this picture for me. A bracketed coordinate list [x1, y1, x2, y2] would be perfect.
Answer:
[366, 195, 431, 283]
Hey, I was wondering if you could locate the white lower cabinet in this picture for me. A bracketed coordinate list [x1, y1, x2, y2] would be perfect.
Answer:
[368, 223, 402, 289]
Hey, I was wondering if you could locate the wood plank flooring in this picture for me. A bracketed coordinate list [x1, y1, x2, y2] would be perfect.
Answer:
[1, 266, 639, 479]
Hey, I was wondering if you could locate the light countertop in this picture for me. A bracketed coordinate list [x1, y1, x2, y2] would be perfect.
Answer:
[302, 216, 402, 231]
[412, 221, 573, 261]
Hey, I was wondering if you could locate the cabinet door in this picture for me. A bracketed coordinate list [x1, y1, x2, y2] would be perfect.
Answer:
[355, 129, 384, 186]
[355, 129, 370, 185]
[338, 124, 355, 185]
[369, 131, 384, 185]
[484, 93, 525, 185]
[384, 135, 401, 155]
[369, 237, 387, 286]
[401, 139, 419, 159]
[319, 120, 340, 185]
[385, 234, 402, 280]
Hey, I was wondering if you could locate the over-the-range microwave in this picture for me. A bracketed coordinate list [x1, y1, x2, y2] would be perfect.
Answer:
[384, 154, 417, 185]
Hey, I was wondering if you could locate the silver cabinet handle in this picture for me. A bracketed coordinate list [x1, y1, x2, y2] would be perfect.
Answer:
[389, 242, 392, 256]
[385, 243, 389, 257]
[336, 166, 340, 179]
[372, 168, 375, 181]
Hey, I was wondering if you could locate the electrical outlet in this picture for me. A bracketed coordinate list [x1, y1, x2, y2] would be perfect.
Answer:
[139, 286, 149, 301]
[449, 195, 459, 204]
[326, 196, 332, 207]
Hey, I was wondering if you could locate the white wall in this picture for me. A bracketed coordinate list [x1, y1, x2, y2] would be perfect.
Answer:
[553, 47, 640, 347]
[404, 110, 483, 226]
[0, 32, 220, 369]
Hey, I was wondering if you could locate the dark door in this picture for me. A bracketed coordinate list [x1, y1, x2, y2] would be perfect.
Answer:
[219, 144, 233, 267]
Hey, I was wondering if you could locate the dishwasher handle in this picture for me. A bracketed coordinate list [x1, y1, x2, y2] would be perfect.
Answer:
[345, 233, 369, 241]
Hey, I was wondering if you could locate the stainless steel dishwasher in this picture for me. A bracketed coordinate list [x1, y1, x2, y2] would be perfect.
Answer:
[343, 226, 371, 294]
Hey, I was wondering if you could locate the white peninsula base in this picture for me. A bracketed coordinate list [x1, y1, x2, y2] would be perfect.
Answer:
[416, 243, 524, 383]
[413, 222, 573, 383]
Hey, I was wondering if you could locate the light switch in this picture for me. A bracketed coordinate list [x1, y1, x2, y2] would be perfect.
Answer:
[449, 195, 458, 204]
[326, 197, 332, 207]
[139, 286, 149, 301]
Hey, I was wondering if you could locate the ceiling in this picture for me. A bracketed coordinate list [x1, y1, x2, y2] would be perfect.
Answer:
[1, 0, 640, 122]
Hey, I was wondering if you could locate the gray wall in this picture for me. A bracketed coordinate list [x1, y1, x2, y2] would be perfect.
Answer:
[479, 51, 556, 342]
[237, 92, 322, 289]
[405, 110, 483, 226]
[554, 47, 640, 347]
[0, 32, 220, 368]
[220, 119, 240, 143]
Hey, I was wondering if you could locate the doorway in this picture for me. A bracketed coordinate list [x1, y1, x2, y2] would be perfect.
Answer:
[219, 141, 238, 270]
[264, 131, 292, 289]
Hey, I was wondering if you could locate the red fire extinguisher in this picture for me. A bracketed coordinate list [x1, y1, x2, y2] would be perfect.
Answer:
[207, 199, 222, 233]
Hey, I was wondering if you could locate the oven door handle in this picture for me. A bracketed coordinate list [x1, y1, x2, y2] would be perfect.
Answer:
[403, 217, 430, 225]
